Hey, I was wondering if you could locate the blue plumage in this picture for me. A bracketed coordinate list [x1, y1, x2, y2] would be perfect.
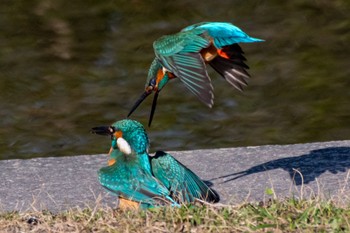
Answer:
[128, 21, 264, 126]
[92, 119, 219, 209]
[182, 22, 264, 47]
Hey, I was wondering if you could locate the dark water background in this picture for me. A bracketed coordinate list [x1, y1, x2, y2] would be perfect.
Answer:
[0, 0, 349, 160]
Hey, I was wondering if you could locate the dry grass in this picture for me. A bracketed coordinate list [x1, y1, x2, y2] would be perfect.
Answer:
[2, 171, 350, 232]
[1, 198, 350, 233]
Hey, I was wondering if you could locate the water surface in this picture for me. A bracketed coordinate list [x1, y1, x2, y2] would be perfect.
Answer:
[0, 1, 349, 159]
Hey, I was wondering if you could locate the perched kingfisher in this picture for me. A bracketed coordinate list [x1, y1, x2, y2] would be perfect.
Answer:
[91, 119, 219, 209]
[127, 22, 263, 126]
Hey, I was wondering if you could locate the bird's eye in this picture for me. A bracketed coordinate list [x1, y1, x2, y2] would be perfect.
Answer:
[108, 126, 116, 134]
[149, 78, 156, 87]
[108, 126, 116, 139]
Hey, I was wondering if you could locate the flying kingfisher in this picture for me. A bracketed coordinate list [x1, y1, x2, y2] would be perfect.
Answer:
[127, 22, 263, 126]
[91, 119, 219, 209]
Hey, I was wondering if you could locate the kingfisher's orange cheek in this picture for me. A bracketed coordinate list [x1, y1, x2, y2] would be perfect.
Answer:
[114, 131, 123, 138]
[156, 69, 164, 86]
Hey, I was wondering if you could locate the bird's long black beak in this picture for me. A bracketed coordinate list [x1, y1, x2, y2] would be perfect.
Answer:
[148, 91, 159, 127]
[91, 126, 115, 136]
[127, 91, 152, 118]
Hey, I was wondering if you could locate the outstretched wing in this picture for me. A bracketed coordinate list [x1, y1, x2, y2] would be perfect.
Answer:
[150, 151, 220, 203]
[182, 22, 262, 92]
[153, 31, 214, 107]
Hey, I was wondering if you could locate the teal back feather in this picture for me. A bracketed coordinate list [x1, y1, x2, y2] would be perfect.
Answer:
[154, 30, 209, 56]
[99, 149, 178, 207]
[150, 151, 219, 203]
[182, 22, 264, 48]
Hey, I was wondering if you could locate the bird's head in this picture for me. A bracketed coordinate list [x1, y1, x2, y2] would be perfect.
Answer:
[127, 59, 170, 126]
[91, 119, 149, 155]
[144, 69, 169, 93]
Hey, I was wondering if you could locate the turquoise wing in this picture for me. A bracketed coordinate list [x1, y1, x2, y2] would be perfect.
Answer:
[98, 161, 178, 207]
[153, 30, 208, 56]
[182, 22, 264, 48]
[150, 151, 219, 203]
[153, 32, 214, 107]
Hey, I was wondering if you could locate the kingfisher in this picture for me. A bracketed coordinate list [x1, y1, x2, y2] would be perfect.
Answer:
[127, 22, 264, 126]
[91, 119, 219, 209]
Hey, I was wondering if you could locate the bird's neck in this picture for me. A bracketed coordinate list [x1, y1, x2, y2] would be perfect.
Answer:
[136, 152, 152, 175]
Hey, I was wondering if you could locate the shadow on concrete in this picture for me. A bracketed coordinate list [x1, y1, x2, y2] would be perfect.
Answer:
[212, 147, 350, 185]
[202, 180, 221, 202]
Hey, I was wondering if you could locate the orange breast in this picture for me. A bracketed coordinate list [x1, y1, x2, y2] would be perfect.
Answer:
[156, 69, 164, 89]
[119, 197, 140, 210]
[108, 158, 116, 166]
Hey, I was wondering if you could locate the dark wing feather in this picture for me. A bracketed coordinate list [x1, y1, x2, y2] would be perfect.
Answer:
[220, 44, 248, 66]
[209, 44, 250, 91]
[172, 53, 214, 107]
[209, 56, 250, 91]
[150, 151, 220, 203]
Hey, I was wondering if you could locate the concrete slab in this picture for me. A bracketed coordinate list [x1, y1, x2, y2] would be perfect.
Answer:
[1, 140, 349, 212]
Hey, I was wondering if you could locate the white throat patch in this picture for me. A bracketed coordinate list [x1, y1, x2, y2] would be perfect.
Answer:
[117, 137, 132, 155]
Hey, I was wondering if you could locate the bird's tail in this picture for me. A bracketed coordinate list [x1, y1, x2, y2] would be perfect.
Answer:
[209, 44, 250, 91]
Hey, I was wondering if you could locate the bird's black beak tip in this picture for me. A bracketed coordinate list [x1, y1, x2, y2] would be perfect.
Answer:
[148, 91, 159, 127]
[90, 126, 113, 136]
[128, 91, 152, 118]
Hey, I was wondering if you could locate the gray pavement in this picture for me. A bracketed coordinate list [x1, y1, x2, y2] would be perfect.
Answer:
[1, 140, 350, 212]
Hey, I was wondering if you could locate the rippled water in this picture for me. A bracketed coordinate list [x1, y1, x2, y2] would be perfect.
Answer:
[0, 0, 349, 159]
